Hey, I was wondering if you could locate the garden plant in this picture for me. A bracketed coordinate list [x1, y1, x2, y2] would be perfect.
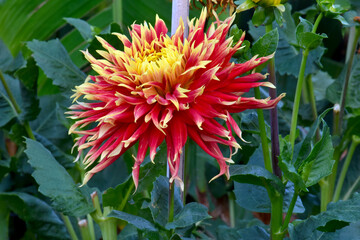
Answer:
[1, 0, 360, 239]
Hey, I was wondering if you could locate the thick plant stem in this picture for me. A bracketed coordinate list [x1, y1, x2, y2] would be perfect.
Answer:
[254, 87, 273, 173]
[289, 49, 309, 151]
[338, 27, 360, 135]
[289, 12, 323, 151]
[61, 214, 79, 240]
[168, 182, 175, 223]
[268, 190, 283, 240]
[112, 0, 123, 29]
[87, 214, 96, 240]
[333, 136, 360, 202]
[281, 190, 298, 233]
[265, 24, 281, 177]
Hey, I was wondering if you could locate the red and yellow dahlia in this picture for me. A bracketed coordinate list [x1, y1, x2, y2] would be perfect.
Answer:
[68, 9, 284, 190]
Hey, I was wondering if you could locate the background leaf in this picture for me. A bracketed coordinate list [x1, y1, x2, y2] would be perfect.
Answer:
[25, 138, 94, 217]
[109, 210, 157, 232]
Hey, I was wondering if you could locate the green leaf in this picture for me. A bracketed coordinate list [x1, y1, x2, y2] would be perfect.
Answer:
[108, 210, 157, 232]
[103, 176, 134, 209]
[299, 123, 334, 187]
[0, 40, 14, 71]
[148, 176, 183, 226]
[0, 93, 16, 127]
[296, 18, 327, 50]
[34, 132, 74, 169]
[165, 202, 211, 230]
[27, 39, 86, 90]
[0, 192, 70, 240]
[25, 138, 94, 217]
[64, 17, 94, 41]
[234, 181, 305, 213]
[0, 159, 10, 181]
[15, 57, 41, 122]
[229, 165, 285, 194]
[237, 226, 270, 240]
[251, 28, 279, 57]
[289, 193, 360, 239]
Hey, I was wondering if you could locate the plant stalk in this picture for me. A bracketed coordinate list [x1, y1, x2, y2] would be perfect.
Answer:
[338, 26, 360, 135]
[265, 23, 281, 177]
[254, 87, 273, 173]
[289, 12, 323, 151]
[61, 214, 79, 240]
[281, 190, 298, 233]
[333, 136, 360, 202]
[268, 190, 283, 240]
[112, 0, 123, 30]
[87, 214, 96, 240]
[168, 182, 175, 223]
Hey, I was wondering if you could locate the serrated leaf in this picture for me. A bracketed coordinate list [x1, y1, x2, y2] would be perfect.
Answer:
[148, 176, 183, 226]
[289, 193, 360, 239]
[27, 39, 85, 91]
[165, 202, 211, 230]
[0, 192, 70, 240]
[64, 17, 94, 41]
[252, 28, 279, 57]
[34, 132, 74, 169]
[25, 138, 94, 217]
[109, 210, 157, 232]
[229, 165, 285, 194]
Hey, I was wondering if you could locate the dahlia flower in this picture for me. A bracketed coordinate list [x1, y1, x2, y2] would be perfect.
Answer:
[68, 9, 284, 190]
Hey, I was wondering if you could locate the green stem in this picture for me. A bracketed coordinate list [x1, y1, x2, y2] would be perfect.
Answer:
[254, 87, 272, 173]
[168, 182, 175, 223]
[61, 214, 79, 240]
[338, 27, 360, 135]
[281, 190, 298, 232]
[289, 49, 309, 150]
[324, 146, 341, 207]
[87, 214, 96, 240]
[228, 192, 236, 228]
[319, 178, 329, 212]
[333, 136, 360, 202]
[98, 219, 117, 240]
[112, 0, 123, 29]
[79, 219, 91, 240]
[118, 181, 134, 211]
[343, 175, 360, 201]
[289, 12, 323, 151]
[305, 74, 321, 141]
[268, 190, 283, 240]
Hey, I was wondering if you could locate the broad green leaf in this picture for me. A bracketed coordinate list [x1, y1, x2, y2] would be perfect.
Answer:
[289, 193, 360, 239]
[64, 17, 94, 42]
[298, 32, 327, 50]
[0, 40, 13, 71]
[148, 176, 183, 226]
[251, 28, 279, 57]
[345, 57, 360, 109]
[229, 165, 285, 194]
[118, 224, 139, 240]
[299, 123, 334, 187]
[0, 93, 15, 127]
[103, 176, 134, 209]
[0, 192, 70, 240]
[25, 138, 94, 217]
[165, 202, 211, 230]
[0, 0, 102, 55]
[27, 39, 86, 90]
[34, 133, 74, 169]
[234, 181, 305, 213]
[108, 210, 157, 232]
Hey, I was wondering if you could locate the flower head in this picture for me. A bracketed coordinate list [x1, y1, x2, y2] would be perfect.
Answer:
[68, 9, 284, 190]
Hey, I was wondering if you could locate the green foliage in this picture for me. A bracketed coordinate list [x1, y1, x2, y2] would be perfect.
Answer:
[289, 193, 360, 239]
[109, 210, 157, 232]
[0, 192, 70, 240]
[251, 28, 279, 57]
[25, 138, 94, 217]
